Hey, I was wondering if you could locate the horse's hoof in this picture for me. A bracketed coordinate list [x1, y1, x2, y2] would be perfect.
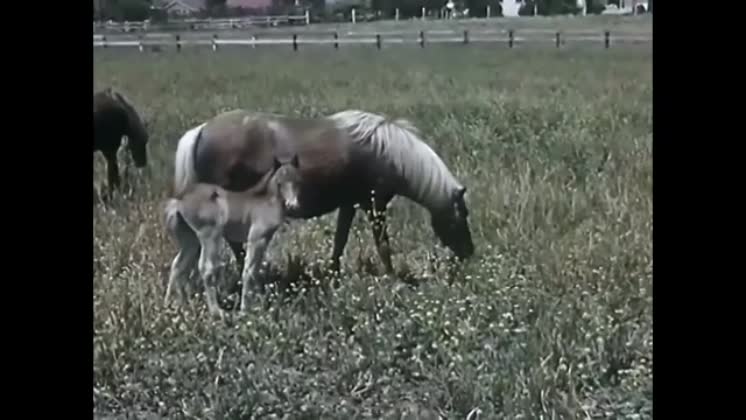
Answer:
[209, 309, 226, 321]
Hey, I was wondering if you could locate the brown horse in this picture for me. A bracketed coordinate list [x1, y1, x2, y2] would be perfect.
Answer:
[93, 88, 149, 193]
[172, 109, 474, 277]
[164, 154, 302, 317]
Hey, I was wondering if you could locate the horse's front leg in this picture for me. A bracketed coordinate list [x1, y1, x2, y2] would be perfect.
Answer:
[330, 205, 356, 273]
[367, 209, 395, 275]
[240, 224, 277, 313]
[103, 150, 121, 193]
[228, 240, 246, 274]
[226, 240, 246, 295]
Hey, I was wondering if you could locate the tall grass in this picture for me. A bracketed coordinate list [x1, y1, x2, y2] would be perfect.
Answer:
[94, 45, 651, 419]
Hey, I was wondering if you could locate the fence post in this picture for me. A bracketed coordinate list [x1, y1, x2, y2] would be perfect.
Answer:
[555, 31, 561, 48]
[376, 34, 381, 50]
[138, 35, 144, 52]
[334, 32, 339, 49]
[508, 30, 514, 48]
[102, 35, 107, 48]
[463, 30, 469, 44]
[293, 34, 298, 51]
[305, 9, 310, 25]
[487, 5, 491, 18]
[419, 30, 425, 48]
[212, 34, 218, 51]
[422, 7, 426, 20]
[604, 30, 610, 48]
[352, 8, 356, 24]
[251, 35, 257, 49]
[395, 8, 399, 21]
[175, 34, 181, 52]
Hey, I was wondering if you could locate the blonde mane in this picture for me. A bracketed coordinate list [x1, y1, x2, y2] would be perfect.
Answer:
[328, 110, 462, 211]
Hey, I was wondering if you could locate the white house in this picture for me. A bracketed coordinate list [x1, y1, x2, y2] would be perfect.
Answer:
[501, 0, 522, 17]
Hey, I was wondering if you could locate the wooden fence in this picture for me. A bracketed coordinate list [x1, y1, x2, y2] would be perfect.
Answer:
[93, 13, 310, 33]
[93, 29, 651, 51]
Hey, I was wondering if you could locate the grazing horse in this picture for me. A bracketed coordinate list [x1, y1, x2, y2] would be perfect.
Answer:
[172, 109, 474, 277]
[93, 88, 149, 193]
[164, 154, 302, 317]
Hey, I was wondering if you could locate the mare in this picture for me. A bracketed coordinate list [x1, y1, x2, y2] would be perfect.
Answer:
[164, 154, 302, 317]
[172, 108, 474, 278]
[93, 87, 149, 194]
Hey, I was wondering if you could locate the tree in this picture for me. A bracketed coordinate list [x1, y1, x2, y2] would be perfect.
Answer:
[101, 0, 150, 21]
[206, 0, 228, 17]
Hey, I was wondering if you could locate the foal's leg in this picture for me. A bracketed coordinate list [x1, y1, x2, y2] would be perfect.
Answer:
[240, 224, 278, 313]
[165, 220, 200, 306]
[197, 231, 225, 319]
[330, 205, 356, 273]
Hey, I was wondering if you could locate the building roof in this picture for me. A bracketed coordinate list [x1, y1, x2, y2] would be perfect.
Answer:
[227, 0, 273, 8]
[157, 0, 206, 11]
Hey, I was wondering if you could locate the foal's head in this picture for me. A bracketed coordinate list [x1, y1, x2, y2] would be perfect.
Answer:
[270, 154, 302, 212]
[113, 91, 149, 168]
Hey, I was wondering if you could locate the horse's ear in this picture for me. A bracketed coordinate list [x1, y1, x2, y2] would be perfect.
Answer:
[273, 156, 281, 170]
[291, 154, 299, 168]
[455, 186, 466, 200]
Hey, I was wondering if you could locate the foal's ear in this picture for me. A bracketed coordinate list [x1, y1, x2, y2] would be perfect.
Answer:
[273, 157, 282, 170]
[291, 154, 300, 168]
[454, 186, 467, 201]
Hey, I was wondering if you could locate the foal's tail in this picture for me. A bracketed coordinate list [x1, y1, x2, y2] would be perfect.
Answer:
[174, 123, 206, 197]
[163, 198, 184, 235]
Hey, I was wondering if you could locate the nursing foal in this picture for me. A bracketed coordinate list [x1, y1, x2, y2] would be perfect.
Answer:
[164, 155, 301, 317]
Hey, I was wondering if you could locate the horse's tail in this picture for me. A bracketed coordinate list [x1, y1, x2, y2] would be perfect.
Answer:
[174, 123, 205, 197]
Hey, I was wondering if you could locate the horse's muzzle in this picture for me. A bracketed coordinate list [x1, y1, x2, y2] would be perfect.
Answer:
[284, 198, 300, 212]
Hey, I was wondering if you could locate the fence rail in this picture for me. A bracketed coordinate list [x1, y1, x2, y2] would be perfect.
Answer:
[93, 30, 651, 51]
[93, 14, 311, 33]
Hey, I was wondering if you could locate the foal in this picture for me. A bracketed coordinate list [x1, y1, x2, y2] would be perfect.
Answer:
[164, 155, 301, 317]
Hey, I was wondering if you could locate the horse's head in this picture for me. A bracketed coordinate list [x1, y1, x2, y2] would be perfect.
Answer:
[430, 186, 474, 260]
[271, 154, 302, 212]
[125, 115, 149, 168]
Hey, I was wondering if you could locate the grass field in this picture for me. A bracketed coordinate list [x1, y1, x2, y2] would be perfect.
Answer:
[94, 43, 652, 419]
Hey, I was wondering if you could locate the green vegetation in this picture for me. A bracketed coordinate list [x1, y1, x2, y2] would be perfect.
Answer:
[94, 44, 652, 418]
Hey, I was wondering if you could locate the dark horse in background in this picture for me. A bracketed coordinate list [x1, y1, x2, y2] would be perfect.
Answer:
[93, 88, 149, 194]
[172, 109, 474, 283]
